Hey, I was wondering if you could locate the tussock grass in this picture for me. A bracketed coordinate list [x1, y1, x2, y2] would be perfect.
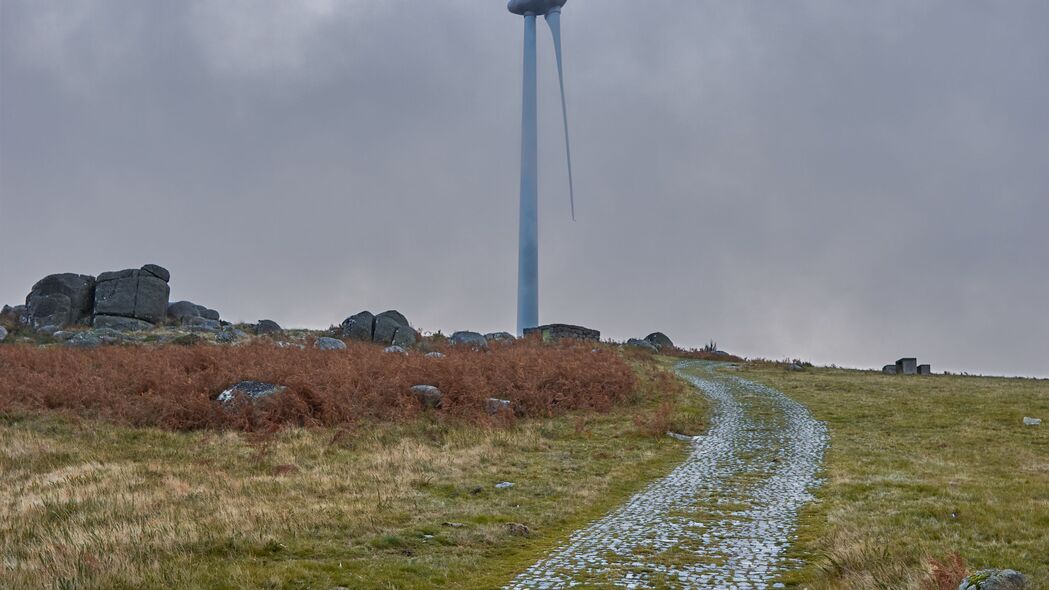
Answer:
[0, 353, 707, 589]
[738, 365, 1049, 590]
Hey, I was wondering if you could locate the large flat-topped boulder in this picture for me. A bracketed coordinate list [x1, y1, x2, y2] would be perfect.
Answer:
[524, 323, 600, 342]
[93, 267, 170, 325]
[25, 273, 96, 328]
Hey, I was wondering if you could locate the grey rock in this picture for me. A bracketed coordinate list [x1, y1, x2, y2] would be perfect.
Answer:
[959, 569, 1028, 590]
[495, 481, 515, 489]
[787, 362, 805, 371]
[200, 308, 220, 321]
[449, 331, 488, 350]
[94, 269, 169, 324]
[341, 311, 375, 341]
[256, 319, 282, 335]
[38, 324, 61, 335]
[314, 337, 347, 351]
[167, 301, 202, 322]
[217, 381, 287, 403]
[918, 364, 932, 376]
[276, 341, 306, 350]
[523, 323, 601, 342]
[0, 326, 7, 342]
[65, 332, 103, 348]
[410, 385, 443, 409]
[1023, 417, 1042, 426]
[425, 351, 446, 358]
[93, 315, 154, 332]
[140, 264, 170, 283]
[485, 331, 516, 343]
[896, 357, 918, 375]
[91, 328, 125, 344]
[26, 293, 72, 329]
[26, 273, 96, 327]
[383, 345, 407, 354]
[216, 328, 248, 343]
[882, 364, 898, 375]
[2, 304, 28, 325]
[52, 330, 77, 341]
[644, 332, 674, 350]
[485, 398, 511, 415]
[626, 338, 658, 353]
[372, 315, 403, 345]
[376, 309, 409, 328]
[183, 316, 221, 332]
[392, 326, 418, 348]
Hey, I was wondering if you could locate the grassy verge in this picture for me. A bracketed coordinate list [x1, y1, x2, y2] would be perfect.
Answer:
[1, 357, 707, 589]
[736, 364, 1049, 589]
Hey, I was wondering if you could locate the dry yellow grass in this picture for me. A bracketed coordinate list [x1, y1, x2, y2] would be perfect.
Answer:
[0, 360, 707, 589]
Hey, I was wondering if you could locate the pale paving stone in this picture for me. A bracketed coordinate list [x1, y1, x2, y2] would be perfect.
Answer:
[505, 361, 828, 589]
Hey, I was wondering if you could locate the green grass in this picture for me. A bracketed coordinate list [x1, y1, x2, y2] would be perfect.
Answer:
[737, 364, 1049, 590]
[0, 359, 708, 590]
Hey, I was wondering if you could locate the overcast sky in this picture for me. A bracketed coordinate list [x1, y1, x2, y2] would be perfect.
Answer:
[1, 0, 1047, 377]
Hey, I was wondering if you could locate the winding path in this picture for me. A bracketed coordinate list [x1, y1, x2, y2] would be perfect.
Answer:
[506, 361, 828, 589]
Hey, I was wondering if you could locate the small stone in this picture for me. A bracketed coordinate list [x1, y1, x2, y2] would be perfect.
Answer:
[485, 398, 511, 415]
[495, 481, 514, 489]
[425, 351, 446, 359]
[959, 569, 1028, 590]
[410, 385, 442, 409]
[1023, 417, 1041, 426]
[64, 332, 103, 348]
[0, 326, 8, 342]
[256, 319, 282, 335]
[216, 328, 248, 343]
[276, 341, 305, 350]
[626, 338, 658, 353]
[217, 381, 287, 403]
[441, 522, 465, 528]
[383, 345, 407, 354]
[314, 337, 347, 351]
[506, 523, 531, 536]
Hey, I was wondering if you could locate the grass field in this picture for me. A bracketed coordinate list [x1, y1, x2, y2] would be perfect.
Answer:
[738, 364, 1049, 590]
[0, 357, 707, 590]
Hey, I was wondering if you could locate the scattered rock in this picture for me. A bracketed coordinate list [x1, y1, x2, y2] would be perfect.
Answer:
[183, 317, 221, 332]
[216, 327, 248, 343]
[217, 381, 287, 403]
[276, 341, 306, 350]
[644, 332, 674, 350]
[959, 569, 1028, 590]
[449, 331, 488, 350]
[171, 333, 205, 346]
[392, 326, 418, 348]
[1023, 417, 1041, 426]
[425, 351, 446, 359]
[626, 338, 658, 353]
[25, 273, 96, 328]
[485, 331, 516, 344]
[341, 311, 375, 342]
[64, 332, 103, 348]
[410, 385, 442, 409]
[1, 304, 27, 325]
[0, 326, 7, 342]
[383, 345, 407, 354]
[506, 523, 531, 536]
[485, 398, 511, 415]
[256, 319, 282, 335]
[37, 324, 60, 335]
[314, 337, 347, 351]
[495, 481, 515, 489]
[667, 432, 697, 442]
[92, 315, 154, 332]
[441, 522, 465, 528]
[786, 363, 805, 372]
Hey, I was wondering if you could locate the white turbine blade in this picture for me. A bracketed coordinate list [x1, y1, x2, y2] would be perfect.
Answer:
[546, 10, 576, 221]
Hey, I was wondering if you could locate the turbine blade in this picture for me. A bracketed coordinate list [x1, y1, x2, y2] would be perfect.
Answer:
[546, 10, 576, 221]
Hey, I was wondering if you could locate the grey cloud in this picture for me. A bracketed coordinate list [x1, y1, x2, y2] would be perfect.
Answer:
[1, 0, 1046, 376]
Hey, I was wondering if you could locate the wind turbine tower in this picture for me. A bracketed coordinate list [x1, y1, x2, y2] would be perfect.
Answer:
[508, 0, 575, 335]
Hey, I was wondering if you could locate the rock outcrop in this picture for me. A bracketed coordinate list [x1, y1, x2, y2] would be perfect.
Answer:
[256, 319, 282, 335]
[644, 332, 674, 350]
[523, 323, 600, 342]
[626, 338, 659, 353]
[341, 309, 417, 348]
[25, 274, 96, 328]
[450, 331, 488, 350]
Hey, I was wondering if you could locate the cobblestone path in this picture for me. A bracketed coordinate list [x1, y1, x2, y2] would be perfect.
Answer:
[505, 361, 828, 589]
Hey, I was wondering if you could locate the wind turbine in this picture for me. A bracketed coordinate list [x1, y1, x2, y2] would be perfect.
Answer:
[508, 0, 575, 336]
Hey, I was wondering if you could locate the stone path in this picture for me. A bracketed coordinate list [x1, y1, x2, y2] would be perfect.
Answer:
[505, 361, 828, 589]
